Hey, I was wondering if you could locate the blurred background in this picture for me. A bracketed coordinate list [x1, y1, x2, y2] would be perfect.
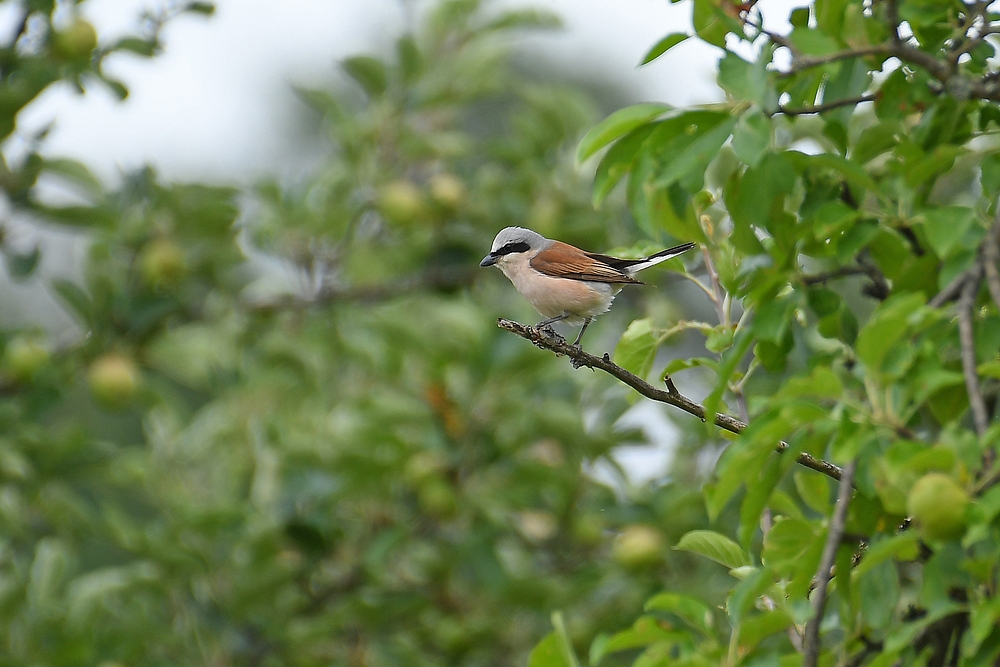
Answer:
[0, 1, 781, 665]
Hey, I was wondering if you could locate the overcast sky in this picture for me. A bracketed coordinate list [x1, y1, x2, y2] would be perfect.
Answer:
[12, 0, 734, 184]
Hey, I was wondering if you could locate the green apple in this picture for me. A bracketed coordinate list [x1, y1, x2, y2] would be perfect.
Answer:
[139, 239, 187, 287]
[429, 173, 465, 209]
[907, 473, 969, 541]
[613, 525, 664, 569]
[3, 337, 50, 382]
[88, 353, 140, 408]
[377, 180, 424, 225]
[52, 19, 98, 60]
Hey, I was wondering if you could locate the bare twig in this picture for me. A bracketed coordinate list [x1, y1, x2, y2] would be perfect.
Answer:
[929, 265, 979, 308]
[786, 45, 892, 73]
[779, 94, 878, 116]
[982, 222, 1000, 314]
[701, 247, 727, 326]
[246, 267, 477, 310]
[802, 266, 870, 285]
[958, 268, 989, 437]
[803, 460, 857, 667]
[497, 318, 845, 482]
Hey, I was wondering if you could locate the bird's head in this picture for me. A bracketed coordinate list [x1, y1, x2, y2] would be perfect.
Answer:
[480, 227, 546, 267]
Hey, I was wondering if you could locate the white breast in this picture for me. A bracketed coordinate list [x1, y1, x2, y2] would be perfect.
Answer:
[497, 253, 618, 324]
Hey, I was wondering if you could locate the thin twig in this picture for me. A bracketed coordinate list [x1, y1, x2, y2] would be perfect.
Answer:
[929, 266, 977, 308]
[958, 267, 989, 437]
[801, 266, 870, 285]
[786, 45, 892, 73]
[779, 94, 878, 116]
[702, 247, 727, 326]
[802, 460, 857, 667]
[982, 221, 1000, 314]
[497, 318, 845, 482]
[246, 267, 477, 310]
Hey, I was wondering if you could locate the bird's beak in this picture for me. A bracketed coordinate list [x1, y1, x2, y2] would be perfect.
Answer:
[480, 253, 497, 267]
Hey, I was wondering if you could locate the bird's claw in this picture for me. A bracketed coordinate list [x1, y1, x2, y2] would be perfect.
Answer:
[536, 324, 565, 343]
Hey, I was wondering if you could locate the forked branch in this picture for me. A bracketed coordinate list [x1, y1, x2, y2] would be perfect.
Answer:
[497, 318, 845, 482]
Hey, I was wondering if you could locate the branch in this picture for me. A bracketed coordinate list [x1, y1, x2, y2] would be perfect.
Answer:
[787, 45, 893, 73]
[497, 318, 845, 482]
[778, 94, 878, 116]
[801, 265, 870, 285]
[802, 460, 857, 667]
[982, 221, 1000, 314]
[958, 267, 989, 437]
[246, 267, 477, 310]
[929, 265, 978, 308]
[801, 260, 889, 300]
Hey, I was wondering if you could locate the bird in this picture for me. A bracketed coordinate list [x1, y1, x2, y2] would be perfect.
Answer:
[480, 226, 696, 346]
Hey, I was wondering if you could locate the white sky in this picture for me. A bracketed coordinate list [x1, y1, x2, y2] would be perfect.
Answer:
[12, 0, 729, 184]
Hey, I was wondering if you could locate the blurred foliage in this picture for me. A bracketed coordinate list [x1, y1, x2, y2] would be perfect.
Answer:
[543, 0, 1000, 666]
[0, 1, 730, 666]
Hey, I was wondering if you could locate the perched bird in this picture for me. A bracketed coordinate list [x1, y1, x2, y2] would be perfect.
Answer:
[480, 226, 695, 346]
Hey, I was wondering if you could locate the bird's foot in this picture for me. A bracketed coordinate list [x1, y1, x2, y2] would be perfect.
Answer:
[535, 324, 565, 343]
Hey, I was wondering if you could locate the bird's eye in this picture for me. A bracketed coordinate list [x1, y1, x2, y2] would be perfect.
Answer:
[495, 241, 530, 256]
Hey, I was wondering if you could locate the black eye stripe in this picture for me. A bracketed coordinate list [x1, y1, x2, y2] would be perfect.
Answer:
[492, 241, 530, 257]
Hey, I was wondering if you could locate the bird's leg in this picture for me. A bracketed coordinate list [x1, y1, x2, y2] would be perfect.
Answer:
[571, 318, 593, 347]
[535, 314, 568, 330]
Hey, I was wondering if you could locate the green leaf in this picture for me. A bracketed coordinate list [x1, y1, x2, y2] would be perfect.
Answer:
[794, 470, 830, 515]
[529, 633, 571, 667]
[2, 245, 40, 280]
[550, 611, 581, 667]
[41, 158, 104, 197]
[396, 35, 423, 82]
[675, 530, 752, 569]
[653, 116, 736, 188]
[594, 616, 682, 660]
[342, 56, 388, 97]
[859, 559, 900, 630]
[751, 293, 797, 344]
[183, 1, 216, 14]
[726, 566, 772, 625]
[592, 123, 656, 207]
[110, 37, 157, 57]
[762, 518, 820, 571]
[644, 592, 715, 636]
[738, 609, 793, 651]
[50, 278, 93, 327]
[851, 533, 920, 580]
[639, 33, 689, 65]
[787, 151, 877, 191]
[718, 51, 776, 109]
[732, 111, 770, 168]
[483, 9, 561, 31]
[920, 206, 975, 258]
[693, 0, 734, 47]
[577, 103, 671, 163]
[613, 318, 658, 379]
[855, 292, 926, 373]
[788, 27, 840, 55]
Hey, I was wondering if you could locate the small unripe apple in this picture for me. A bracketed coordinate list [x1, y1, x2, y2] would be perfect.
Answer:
[3, 337, 50, 382]
[138, 239, 187, 287]
[613, 525, 664, 569]
[907, 473, 969, 541]
[572, 514, 605, 546]
[88, 353, 140, 408]
[404, 451, 447, 485]
[52, 19, 98, 60]
[418, 479, 457, 519]
[429, 173, 465, 209]
[377, 180, 424, 225]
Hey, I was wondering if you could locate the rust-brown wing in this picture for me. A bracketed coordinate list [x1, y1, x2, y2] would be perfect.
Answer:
[529, 241, 642, 284]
